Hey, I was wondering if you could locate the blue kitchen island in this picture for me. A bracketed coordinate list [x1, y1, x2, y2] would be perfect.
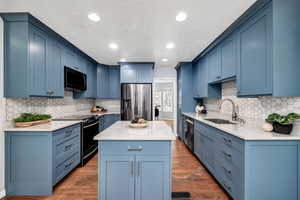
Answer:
[94, 121, 176, 200]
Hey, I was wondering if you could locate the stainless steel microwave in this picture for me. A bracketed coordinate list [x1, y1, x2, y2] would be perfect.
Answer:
[64, 66, 87, 92]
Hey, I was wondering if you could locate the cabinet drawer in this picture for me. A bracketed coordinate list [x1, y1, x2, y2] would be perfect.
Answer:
[55, 135, 80, 166]
[216, 141, 242, 169]
[53, 124, 81, 144]
[54, 152, 80, 184]
[215, 130, 243, 153]
[99, 141, 170, 155]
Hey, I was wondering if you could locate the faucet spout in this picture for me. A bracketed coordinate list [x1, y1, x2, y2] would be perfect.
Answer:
[218, 98, 238, 121]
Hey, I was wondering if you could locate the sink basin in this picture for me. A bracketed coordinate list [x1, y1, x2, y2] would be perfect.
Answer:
[205, 118, 237, 124]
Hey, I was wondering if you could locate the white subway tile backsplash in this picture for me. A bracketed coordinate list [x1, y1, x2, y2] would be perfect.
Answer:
[95, 99, 120, 113]
[204, 81, 300, 120]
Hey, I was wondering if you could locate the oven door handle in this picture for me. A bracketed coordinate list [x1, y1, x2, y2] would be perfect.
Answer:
[83, 121, 100, 129]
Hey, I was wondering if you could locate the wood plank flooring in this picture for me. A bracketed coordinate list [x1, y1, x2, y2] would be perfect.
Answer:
[2, 139, 229, 200]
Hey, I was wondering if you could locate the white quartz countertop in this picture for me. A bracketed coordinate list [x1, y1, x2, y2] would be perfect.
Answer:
[94, 121, 176, 141]
[4, 121, 81, 132]
[182, 112, 300, 141]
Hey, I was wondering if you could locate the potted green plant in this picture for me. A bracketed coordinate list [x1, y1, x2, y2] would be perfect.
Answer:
[266, 113, 300, 134]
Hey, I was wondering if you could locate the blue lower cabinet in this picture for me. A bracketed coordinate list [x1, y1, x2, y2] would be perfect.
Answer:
[103, 114, 120, 129]
[99, 155, 135, 200]
[99, 141, 172, 200]
[5, 124, 81, 196]
[193, 120, 300, 200]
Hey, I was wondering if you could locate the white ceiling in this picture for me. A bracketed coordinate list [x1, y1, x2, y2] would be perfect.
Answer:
[1, 0, 257, 67]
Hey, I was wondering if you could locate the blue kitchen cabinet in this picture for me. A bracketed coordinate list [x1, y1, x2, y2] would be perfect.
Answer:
[193, 119, 300, 200]
[74, 61, 97, 99]
[220, 35, 236, 80]
[97, 65, 121, 99]
[236, 3, 273, 96]
[120, 63, 154, 83]
[5, 124, 81, 196]
[103, 114, 121, 129]
[1, 13, 98, 98]
[192, 58, 221, 99]
[28, 25, 48, 96]
[207, 47, 221, 83]
[176, 62, 198, 139]
[46, 39, 64, 97]
[97, 64, 109, 98]
[136, 64, 153, 83]
[135, 156, 170, 200]
[98, 140, 172, 200]
[109, 67, 121, 99]
[100, 155, 135, 200]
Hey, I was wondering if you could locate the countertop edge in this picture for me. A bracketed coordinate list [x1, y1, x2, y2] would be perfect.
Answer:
[182, 112, 300, 141]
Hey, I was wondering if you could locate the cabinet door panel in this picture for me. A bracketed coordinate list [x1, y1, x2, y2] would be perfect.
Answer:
[109, 67, 120, 99]
[135, 156, 170, 200]
[237, 5, 272, 96]
[220, 36, 236, 79]
[121, 69, 136, 83]
[207, 48, 221, 83]
[46, 40, 63, 97]
[100, 155, 135, 200]
[29, 26, 47, 96]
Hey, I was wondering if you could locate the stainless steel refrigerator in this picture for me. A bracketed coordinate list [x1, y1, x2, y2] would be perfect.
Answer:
[121, 84, 152, 121]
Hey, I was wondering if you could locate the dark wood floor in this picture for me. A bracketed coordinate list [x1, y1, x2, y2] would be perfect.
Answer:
[2, 139, 229, 200]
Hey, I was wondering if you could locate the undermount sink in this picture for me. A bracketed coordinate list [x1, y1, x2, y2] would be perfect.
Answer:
[205, 118, 237, 124]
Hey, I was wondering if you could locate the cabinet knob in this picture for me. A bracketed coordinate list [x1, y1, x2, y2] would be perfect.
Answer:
[216, 76, 221, 79]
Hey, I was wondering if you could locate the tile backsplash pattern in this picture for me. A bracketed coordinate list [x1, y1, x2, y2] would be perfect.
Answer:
[95, 99, 120, 113]
[5, 91, 95, 120]
[204, 81, 300, 120]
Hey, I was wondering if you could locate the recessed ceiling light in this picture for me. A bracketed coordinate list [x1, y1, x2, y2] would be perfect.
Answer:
[120, 58, 126, 62]
[166, 42, 175, 49]
[88, 13, 101, 22]
[109, 43, 118, 50]
[162, 58, 168, 62]
[176, 12, 187, 22]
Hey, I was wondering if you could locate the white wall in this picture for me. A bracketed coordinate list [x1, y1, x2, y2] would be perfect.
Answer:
[154, 66, 176, 78]
[0, 17, 6, 198]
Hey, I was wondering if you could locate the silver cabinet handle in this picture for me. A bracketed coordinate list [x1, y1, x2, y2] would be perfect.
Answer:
[128, 146, 143, 151]
[137, 161, 141, 177]
[222, 151, 232, 159]
[130, 161, 134, 176]
[222, 166, 232, 175]
[223, 137, 232, 144]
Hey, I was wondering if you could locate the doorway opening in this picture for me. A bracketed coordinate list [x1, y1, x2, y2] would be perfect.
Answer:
[153, 78, 176, 133]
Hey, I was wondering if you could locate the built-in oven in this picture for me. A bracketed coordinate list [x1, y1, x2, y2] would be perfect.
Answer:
[81, 116, 100, 165]
[184, 116, 194, 152]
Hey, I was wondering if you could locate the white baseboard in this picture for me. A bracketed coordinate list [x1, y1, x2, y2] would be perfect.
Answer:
[0, 188, 6, 199]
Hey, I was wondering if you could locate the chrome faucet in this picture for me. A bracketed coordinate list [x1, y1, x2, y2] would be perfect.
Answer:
[218, 98, 239, 122]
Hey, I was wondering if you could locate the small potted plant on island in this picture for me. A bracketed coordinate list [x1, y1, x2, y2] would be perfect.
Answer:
[264, 113, 300, 134]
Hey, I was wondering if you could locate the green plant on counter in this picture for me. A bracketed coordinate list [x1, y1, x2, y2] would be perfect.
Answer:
[14, 113, 52, 123]
[266, 113, 300, 125]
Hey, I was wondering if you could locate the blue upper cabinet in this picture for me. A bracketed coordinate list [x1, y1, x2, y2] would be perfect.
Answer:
[109, 67, 121, 99]
[220, 35, 236, 80]
[236, 3, 273, 96]
[97, 65, 121, 99]
[1, 13, 98, 98]
[120, 63, 154, 83]
[192, 58, 221, 99]
[74, 61, 97, 99]
[207, 47, 221, 83]
[46, 39, 64, 97]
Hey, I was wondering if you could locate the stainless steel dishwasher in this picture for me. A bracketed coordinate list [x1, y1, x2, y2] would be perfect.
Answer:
[183, 116, 194, 152]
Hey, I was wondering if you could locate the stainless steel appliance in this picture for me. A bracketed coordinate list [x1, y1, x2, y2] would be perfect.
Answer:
[121, 84, 152, 121]
[64, 66, 87, 92]
[55, 115, 100, 166]
[184, 116, 194, 152]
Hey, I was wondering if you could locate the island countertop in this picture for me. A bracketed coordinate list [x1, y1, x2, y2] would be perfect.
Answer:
[94, 121, 176, 141]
